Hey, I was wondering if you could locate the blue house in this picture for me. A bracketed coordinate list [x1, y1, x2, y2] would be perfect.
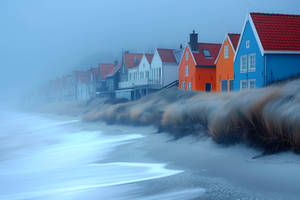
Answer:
[234, 12, 300, 90]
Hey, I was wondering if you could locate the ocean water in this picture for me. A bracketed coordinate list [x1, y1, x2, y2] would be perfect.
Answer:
[0, 111, 207, 200]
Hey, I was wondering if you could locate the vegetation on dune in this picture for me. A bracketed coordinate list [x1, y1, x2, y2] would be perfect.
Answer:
[82, 79, 300, 155]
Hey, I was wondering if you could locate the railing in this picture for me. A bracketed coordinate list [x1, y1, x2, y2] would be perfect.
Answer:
[119, 79, 162, 89]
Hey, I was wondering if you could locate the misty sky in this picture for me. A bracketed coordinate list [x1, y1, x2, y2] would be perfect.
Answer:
[1, 0, 300, 103]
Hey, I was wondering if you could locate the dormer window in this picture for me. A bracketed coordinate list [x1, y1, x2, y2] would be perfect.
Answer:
[203, 49, 212, 59]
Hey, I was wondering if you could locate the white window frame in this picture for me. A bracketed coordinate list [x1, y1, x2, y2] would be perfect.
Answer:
[248, 54, 256, 72]
[185, 65, 189, 76]
[240, 55, 247, 73]
[240, 80, 247, 90]
[181, 81, 185, 90]
[248, 79, 256, 89]
[188, 82, 192, 91]
[221, 80, 228, 92]
[246, 40, 250, 49]
[224, 45, 229, 59]
[185, 51, 188, 60]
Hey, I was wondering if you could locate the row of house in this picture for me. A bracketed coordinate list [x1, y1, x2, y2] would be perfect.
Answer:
[179, 12, 300, 92]
[44, 48, 182, 101]
[43, 12, 300, 102]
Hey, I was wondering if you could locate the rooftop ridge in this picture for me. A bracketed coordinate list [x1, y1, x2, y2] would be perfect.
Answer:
[250, 12, 300, 17]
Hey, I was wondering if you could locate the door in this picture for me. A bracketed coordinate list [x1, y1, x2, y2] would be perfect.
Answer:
[205, 83, 212, 92]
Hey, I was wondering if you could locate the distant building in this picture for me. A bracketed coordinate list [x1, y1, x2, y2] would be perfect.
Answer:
[97, 63, 120, 98]
[74, 71, 89, 100]
[151, 48, 182, 88]
[234, 12, 300, 90]
[179, 31, 221, 92]
[215, 33, 240, 92]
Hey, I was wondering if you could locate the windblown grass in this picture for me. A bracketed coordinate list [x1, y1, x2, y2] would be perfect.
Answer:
[82, 79, 300, 154]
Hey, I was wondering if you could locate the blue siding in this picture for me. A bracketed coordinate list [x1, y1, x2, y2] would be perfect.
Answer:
[234, 21, 264, 90]
[266, 54, 300, 84]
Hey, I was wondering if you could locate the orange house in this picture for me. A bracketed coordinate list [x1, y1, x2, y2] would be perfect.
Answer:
[215, 33, 240, 92]
[179, 31, 221, 92]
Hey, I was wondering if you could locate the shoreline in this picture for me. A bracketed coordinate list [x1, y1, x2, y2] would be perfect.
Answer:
[95, 123, 300, 200]
[23, 108, 300, 199]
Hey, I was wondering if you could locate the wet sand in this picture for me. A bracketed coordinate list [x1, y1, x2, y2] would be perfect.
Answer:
[98, 123, 300, 200]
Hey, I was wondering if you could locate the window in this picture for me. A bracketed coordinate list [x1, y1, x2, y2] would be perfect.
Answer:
[240, 80, 247, 90]
[188, 82, 192, 91]
[248, 79, 256, 89]
[129, 73, 132, 81]
[185, 65, 189, 76]
[248, 54, 256, 72]
[146, 71, 149, 79]
[203, 49, 212, 58]
[246, 40, 250, 48]
[229, 80, 234, 91]
[240, 55, 247, 73]
[185, 51, 188, 60]
[159, 68, 161, 81]
[221, 80, 228, 92]
[224, 45, 229, 59]
[140, 72, 144, 79]
[182, 81, 185, 90]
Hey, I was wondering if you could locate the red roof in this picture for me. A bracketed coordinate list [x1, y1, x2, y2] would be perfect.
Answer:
[124, 53, 143, 69]
[157, 48, 177, 63]
[145, 54, 154, 64]
[228, 33, 240, 50]
[99, 64, 115, 80]
[99, 63, 120, 80]
[250, 12, 300, 51]
[192, 43, 221, 66]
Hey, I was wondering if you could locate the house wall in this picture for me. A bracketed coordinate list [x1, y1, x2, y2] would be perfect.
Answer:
[179, 47, 197, 90]
[163, 63, 179, 87]
[266, 54, 300, 84]
[234, 20, 265, 90]
[196, 67, 216, 91]
[216, 36, 235, 92]
[151, 50, 163, 84]
[179, 46, 216, 91]
[137, 55, 151, 85]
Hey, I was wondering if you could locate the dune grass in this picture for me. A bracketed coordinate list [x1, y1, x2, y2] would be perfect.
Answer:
[82, 79, 300, 154]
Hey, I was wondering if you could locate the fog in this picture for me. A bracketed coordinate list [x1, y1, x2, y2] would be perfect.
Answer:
[1, 0, 300, 104]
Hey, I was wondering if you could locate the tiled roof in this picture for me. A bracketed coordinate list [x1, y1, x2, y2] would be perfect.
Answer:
[157, 48, 177, 63]
[145, 54, 154, 64]
[193, 43, 221, 66]
[250, 12, 300, 51]
[124, 53, 143, 69]
[228, 33, 240, 50]
[99, 64, 115, 80]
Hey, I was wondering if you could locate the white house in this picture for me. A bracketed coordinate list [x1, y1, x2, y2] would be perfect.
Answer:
[151, 48, 182, 88]
[128, 54, 154, 86]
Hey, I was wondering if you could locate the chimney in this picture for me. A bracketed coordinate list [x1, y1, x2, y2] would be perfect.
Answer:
[114, 60, 118, 66]
[189, 30, 198, 52]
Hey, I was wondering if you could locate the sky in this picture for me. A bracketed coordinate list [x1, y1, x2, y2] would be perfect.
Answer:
[1, 0, 300, 103]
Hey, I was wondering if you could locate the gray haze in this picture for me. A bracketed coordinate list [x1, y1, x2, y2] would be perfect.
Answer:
[1, 0, 300, 104]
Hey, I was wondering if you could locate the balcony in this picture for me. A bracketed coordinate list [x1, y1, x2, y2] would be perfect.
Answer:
[119, 79, 162, 89]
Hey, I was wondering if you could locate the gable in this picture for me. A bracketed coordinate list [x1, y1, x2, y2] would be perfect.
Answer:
[215, 34, 239, 64]
[179, 45, 196, 70]
[234, 16, 264, 61]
